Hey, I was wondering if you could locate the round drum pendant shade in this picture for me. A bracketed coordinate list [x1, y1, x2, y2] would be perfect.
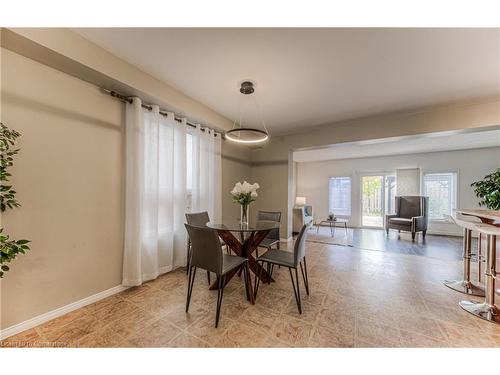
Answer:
[225, 128, 269, 144]
[225, 81, 269, 144]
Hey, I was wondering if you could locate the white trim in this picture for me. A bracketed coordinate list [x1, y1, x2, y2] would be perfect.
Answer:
[280, 237, 293, 243]
[0, 284, 128, 340]
[426, 229, 462, 236]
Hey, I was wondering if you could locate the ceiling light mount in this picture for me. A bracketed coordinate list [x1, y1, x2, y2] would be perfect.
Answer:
[239, 81, 255, 95]
[226, 80, 269, 145]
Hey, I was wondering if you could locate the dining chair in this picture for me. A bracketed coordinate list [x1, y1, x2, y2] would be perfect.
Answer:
[184, 224, 251, 327]
[255, 210, 281, 258]
[254, 224, 309, 314]
[185, 211, 212, 284]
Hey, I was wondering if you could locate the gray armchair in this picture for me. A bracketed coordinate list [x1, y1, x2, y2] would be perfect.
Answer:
[385, 196, 429, 240]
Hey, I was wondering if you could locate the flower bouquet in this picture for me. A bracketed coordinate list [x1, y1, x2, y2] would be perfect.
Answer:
[230, 181, 259, 224]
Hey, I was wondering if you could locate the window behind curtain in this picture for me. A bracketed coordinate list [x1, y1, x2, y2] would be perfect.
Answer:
[329, 177, 351, 216]
[186, 133, 193, 212]
[423, 172, 457, 220]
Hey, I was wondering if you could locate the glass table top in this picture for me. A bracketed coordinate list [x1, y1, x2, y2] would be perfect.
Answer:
[207, 220, 278, 232]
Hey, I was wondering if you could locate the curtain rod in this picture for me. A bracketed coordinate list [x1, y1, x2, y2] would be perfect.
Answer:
[102, 89, 222, 138]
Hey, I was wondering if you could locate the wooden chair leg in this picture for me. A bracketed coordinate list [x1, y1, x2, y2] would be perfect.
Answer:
[207, 271, 211, 285]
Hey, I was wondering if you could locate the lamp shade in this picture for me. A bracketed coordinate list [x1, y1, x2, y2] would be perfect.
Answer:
[295, 197, 306, 206]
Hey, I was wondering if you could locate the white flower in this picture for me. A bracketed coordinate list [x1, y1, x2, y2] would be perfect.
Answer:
[230, 182, 242, 196]
[231, 181, 260, 197]
[241, 181, 252, 194]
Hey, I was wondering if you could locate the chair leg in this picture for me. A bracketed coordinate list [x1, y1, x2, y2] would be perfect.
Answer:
[266, 262, 272, 284]
[256, 247, 259, 258]
[207, 271, 211, 285]
[385, 228, 389, 235]
[254, 260, 264, 299]
[215, 274, 226, 328]
[186, 240, 192, 274]
[186, 266, 197, 312]
[411, 231, 416, 241]
[277, 242, 280, 250]
[270, 263, 275, 278]
[422, 230, 427, 239]
[300, 258, 310, 296]
[289, 267, 302, 314]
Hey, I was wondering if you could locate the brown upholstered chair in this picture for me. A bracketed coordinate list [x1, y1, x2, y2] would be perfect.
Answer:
[385, 196, 429, 240]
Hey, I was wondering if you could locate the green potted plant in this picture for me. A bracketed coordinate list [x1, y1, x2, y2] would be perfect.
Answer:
[0, 122, 30, 277]
[471, 168, 500, 210]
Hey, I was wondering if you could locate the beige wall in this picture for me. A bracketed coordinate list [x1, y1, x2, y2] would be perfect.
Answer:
[250, 162, 290, 237]
[221, 142, 252, 222]
[1, 48, 124, 329]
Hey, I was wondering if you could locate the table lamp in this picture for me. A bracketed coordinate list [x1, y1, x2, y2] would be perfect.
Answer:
[295, 197, 306, 206]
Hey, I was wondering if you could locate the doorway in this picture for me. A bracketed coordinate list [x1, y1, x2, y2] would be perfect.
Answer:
[361, 174, 396, 227]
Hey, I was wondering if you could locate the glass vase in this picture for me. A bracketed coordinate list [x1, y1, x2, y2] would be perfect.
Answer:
[240, 204, 249, 225]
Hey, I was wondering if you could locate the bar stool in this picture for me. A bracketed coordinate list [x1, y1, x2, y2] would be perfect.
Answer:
[459, 223, 500, 324]
[444, 215, 485, 297]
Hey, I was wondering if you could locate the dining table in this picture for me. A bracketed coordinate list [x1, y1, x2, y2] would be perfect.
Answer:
[455, 209, 500, 226]
[206, 220, 279, 301]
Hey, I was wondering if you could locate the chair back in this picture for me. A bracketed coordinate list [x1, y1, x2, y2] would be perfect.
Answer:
[185, 211, 210, 227]
[303, 205, 313, 217]
[184, 224, 223, 274]
[294, 224, 308, 266]
[396, 196, 427, 218]
[257, 210, 281, 240]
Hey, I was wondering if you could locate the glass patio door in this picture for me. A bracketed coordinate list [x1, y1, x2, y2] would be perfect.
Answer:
[361, 174, 396, 227]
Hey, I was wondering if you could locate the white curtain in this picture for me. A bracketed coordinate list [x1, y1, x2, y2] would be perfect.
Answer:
[122, 98, 187, 286]
[190, 124, 222, 222]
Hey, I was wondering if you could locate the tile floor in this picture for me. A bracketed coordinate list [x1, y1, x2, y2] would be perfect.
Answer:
[2, 237, 500, 348]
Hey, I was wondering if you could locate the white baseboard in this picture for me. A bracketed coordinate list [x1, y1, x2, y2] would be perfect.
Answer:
[280, 237, 293, 243]
[0, 284, 128, 340]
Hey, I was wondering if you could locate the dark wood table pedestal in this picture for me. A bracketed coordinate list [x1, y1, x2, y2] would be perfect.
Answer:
[208, 227, 275, 304]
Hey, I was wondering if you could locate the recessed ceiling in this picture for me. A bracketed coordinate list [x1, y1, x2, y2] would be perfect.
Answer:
[293, 127, 500, 162]
[74, 28, 500, 135]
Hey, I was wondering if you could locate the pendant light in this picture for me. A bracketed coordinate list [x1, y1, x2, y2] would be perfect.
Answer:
[225, 81, 269, 144]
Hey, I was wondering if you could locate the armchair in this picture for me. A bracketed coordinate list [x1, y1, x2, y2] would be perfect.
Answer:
[293, 205, 313, 234]
[385, 196, 429, 240]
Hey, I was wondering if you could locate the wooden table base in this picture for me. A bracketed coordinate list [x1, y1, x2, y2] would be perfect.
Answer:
[209, 229, 274, 302]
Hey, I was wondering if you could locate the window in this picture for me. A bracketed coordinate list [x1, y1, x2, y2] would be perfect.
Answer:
[423, 172, 457, 220]
[329, 177, 351, 216]
[186, 133, 193, 212]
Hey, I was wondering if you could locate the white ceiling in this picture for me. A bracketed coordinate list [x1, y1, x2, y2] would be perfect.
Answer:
[75, 28, 500, 135]
[293, 128, 500, 162]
